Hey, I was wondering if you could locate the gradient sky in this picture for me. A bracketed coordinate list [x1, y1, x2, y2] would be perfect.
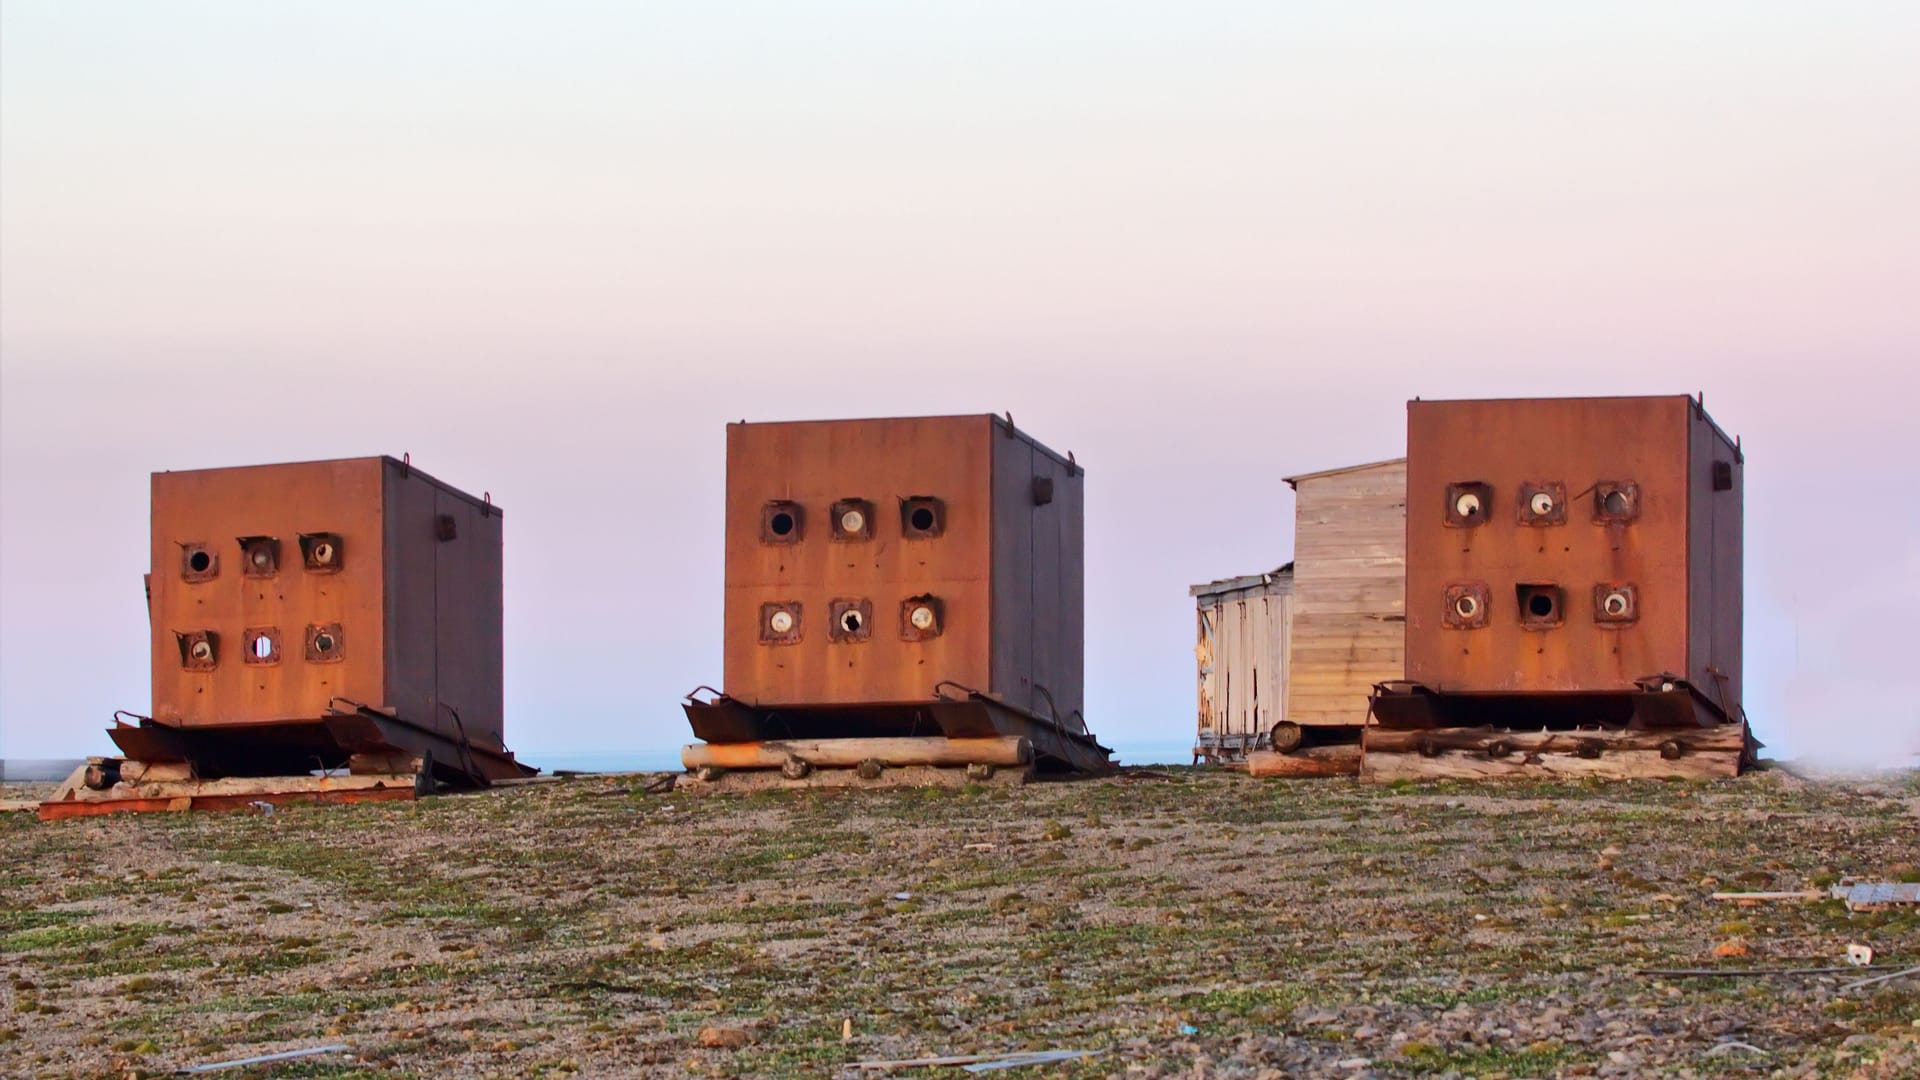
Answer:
[3, 2, 1916, 765]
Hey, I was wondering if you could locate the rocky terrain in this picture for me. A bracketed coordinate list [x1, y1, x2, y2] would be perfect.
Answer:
[3, 767, 1916, 1077]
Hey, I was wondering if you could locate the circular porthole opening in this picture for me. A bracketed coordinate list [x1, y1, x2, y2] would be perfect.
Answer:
[188, 550, 212, 573]
[839, 610, 863, 635]
[1529, 491, 1556, 516]
[839, 508, 866, 534]
[312, 542, 335, 564]
[313, 632, 336, 654]
[1527, 592, 1556, 619]
[1453, 492, 1481, 519]
[189, 640, 213, 662]
[769, 610, 794, 634]
[909, 507, 936, 532]
[253, 636, 274, 659]
[250, 548, 272, 569]
[1603, 490, 1631, 515]
[1453, 594, 1479, 620]
[1603, 591, 1630, 617]
[769, 512, 795, 537]
[909, 605, 936, 631]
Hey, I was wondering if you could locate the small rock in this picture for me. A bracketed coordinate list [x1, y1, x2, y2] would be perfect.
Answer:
[1711, 938, 1749, 958]
[698, 1026, 751, 1049]
[1336, 1058, 1371, 1070]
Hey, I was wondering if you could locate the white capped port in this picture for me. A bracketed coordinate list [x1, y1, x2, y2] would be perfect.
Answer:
[1529, 491, 1556, 516]
[1454, 492, 1482, 519]
[909, 605, 936, 631]
[1454, 594, 1479, 620]
[1603, 591, 1631, 617]
[189, 640, 212, 662]
[840, 610, 863, 634]
[253, 636, 274, 659]
[312, 542, 335, 565]
[251, 548, 272, 568]
[840, 508, 866, 534]
[769, 610, 794, 634]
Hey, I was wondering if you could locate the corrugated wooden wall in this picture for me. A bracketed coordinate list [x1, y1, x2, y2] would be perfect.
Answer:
[1196, 579, 1291, 740]
[1285, 461, 1406, 728]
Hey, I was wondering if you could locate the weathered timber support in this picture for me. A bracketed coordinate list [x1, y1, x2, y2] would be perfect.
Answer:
[38, 773, 418, 821]
[1360, 723, 1747, 781]
[1246, 743, 1362, 778]
[118, 760, 195, 784]
[681, 736, 1032, 773]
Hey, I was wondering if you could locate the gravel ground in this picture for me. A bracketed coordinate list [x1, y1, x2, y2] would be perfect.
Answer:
[2, 767, 1916, 1078]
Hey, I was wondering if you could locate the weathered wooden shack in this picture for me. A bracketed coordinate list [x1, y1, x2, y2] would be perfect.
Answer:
[1190, 565, 1292, 763]
[1280, 458, 1407, 745]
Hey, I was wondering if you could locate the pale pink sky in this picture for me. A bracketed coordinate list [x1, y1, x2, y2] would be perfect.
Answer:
[3, 3, 1916, 763]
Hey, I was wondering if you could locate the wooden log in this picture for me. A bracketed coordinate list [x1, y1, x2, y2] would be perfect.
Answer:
[118, 760, 194, 784]
[681, 736, 1032, 772]
[1246, 743, 1362, 778]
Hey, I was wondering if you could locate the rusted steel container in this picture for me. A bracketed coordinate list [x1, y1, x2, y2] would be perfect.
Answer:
[110, 456, 530, 785]
[685, 415, 1109, 771]
[1375, 395, 1743, 730]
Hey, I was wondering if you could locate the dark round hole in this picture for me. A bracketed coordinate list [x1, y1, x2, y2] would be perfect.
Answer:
[841, 611, 862, 634]
[314, 633, 335, 653]
[1604, 490, 1630, 515]
[910, 507, 936, 532]
[189, 550, 211, 573]
[770, 511, 795, 536]
[1527, 593, 1555, 618]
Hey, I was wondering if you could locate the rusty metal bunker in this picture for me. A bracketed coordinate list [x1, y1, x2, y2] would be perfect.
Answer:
[1374, 394, 1744, 734]
[684, 414, 1109, 773]
[108, 456, 531, 788]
